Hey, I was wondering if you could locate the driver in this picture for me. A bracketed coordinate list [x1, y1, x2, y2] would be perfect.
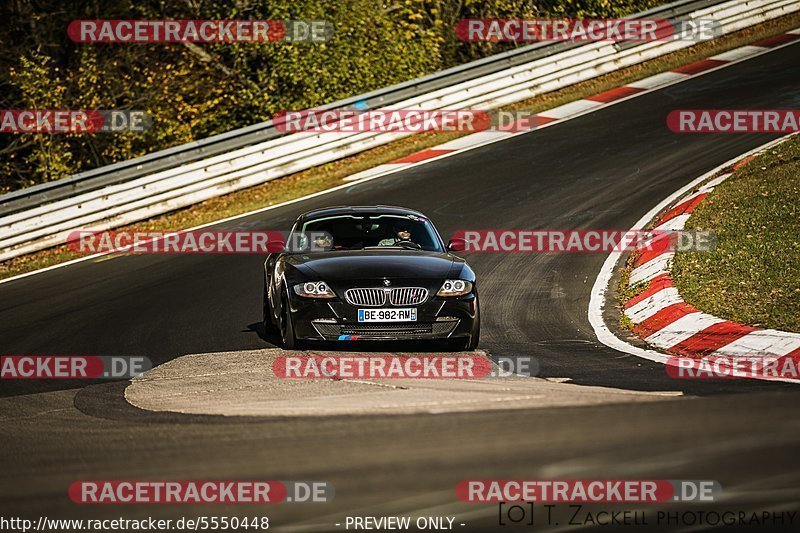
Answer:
[378, 223, 413, 246]
[311, 233, 333, 250]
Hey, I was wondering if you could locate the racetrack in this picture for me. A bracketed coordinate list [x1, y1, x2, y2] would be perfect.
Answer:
[1, 40, 800, 530]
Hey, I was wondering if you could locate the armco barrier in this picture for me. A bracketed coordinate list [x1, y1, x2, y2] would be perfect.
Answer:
[1, 0, 798, 261]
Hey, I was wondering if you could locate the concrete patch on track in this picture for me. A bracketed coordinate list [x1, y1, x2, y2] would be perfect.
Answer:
[125, 349, 678, 417]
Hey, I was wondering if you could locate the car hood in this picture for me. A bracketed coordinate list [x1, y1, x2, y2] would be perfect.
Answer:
[288, 250, 457, 281]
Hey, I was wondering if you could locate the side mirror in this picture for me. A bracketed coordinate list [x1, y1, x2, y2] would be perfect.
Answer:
[446, 238, 466, 252]
[267, 237, 287, 254]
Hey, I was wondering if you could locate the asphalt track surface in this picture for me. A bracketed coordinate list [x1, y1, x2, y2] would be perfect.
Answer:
[1, 42, 800, 530]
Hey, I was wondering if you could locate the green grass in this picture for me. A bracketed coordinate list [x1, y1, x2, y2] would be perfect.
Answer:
[3, 12, 800, 281]
[616, 258, 648, 330]
[671, 135, 800, 332]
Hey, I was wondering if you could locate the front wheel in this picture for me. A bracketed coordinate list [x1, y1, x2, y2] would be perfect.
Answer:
[279, 290, 298, 350]
[263, 277, 278, 335]
[447, 333, 479, 351]
[447, 337, 472, 351]
[449, 303, 480, 351]
[469, 311, 480, 349]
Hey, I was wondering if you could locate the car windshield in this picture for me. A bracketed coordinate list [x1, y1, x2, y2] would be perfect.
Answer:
[293, 213, 443, 252]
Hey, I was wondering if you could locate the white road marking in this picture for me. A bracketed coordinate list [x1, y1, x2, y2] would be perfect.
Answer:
[710, 45, 768, 62]
[711, 330, 800, 357]
[626, 71, 689, 89]
[538, 99, 604, 120]
[629, 253, 674, 284]
[625, 287, 683, 324]
[644, 313, 724, 349]
[654, 214, 691, 231]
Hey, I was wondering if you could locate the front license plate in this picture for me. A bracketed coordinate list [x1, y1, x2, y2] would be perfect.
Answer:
[358, 308, 417, 322]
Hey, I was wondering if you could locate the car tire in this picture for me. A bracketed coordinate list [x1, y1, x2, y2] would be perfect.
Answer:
[447, 338, 470, 351]
[262, 277, 278, 335]
[449, 302, 480, 351]
[279, 289, 298, 350]
[469, 306, 481, 349]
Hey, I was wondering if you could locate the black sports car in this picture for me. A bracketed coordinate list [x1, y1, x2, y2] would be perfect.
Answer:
[263, 206, 479, 350]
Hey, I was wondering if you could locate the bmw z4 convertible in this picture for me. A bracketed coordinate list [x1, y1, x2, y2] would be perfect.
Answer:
[263, 206, 479, 350]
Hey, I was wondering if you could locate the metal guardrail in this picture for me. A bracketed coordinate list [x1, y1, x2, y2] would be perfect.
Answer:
[0, 0, 797, 261]
[0, 0, 714, 215]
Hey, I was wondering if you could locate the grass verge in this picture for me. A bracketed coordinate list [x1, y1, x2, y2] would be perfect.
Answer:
[671, 135, 800, 332]
[616, 258, 647, 330]
[3, 12, 800, 282]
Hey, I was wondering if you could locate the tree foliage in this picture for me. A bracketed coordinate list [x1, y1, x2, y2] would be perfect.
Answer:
[0, 0, 662, 193]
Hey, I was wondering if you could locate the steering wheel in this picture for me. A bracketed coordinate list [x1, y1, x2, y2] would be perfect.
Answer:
[396, 240, 422, 250]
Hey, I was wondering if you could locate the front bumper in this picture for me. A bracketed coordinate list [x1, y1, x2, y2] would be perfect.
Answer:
[288, 291, 477, 342]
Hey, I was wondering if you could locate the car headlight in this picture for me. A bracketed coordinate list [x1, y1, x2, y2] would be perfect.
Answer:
[293, 281, 336, 299]
[437, 279, 473, 297]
